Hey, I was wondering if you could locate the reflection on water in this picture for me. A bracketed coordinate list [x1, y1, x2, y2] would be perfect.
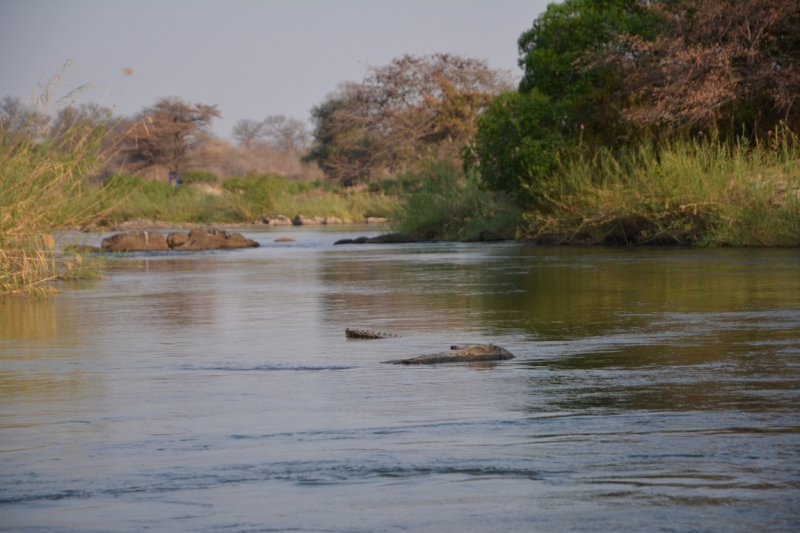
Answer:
[1, 230, 799, 532]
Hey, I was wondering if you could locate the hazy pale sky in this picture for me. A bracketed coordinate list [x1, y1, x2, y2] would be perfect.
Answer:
[0, 1, 551, 138]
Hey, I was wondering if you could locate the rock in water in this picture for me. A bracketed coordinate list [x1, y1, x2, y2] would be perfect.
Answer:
[101, 231, 169, 252]
[382, 344, 514, 365]
[334, 233, 419, 245]
[171, 228, 259, 251]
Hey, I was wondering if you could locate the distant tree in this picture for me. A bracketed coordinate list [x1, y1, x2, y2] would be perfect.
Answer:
[304, 54, 514, 186]
[262, 115, 311, 155]
[119, 97, 220, 173]
[231, 118, 265, 149]
[0, 96, 50, 139]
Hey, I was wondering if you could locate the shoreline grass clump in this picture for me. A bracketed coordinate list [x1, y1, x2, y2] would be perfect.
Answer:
[391, 160, 522, 241]
[1, 103, 111, 296]
[518, 131, 800, 246]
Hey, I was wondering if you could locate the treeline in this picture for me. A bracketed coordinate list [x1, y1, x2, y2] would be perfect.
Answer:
[0, 93, 321, 183]
[303, 0, 800, 244]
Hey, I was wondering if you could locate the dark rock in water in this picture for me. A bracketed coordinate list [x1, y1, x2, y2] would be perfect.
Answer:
[335, 233, 420, 245]
[171, 228, 259, 251]
[101, 231, 169, 252]
[382, 344, 514, 365]
[367, 233, 419, 244]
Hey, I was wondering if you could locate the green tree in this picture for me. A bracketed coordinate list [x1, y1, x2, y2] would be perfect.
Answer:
[470, 0, 665, 198]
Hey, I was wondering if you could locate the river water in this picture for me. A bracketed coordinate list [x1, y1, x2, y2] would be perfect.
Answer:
[1, 227, 799, 532]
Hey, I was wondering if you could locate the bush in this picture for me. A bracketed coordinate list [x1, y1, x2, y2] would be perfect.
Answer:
[222, 173, 284, 208]
[180, 169, 219, 184]
[392, 160, 522, 241]
[468, 90, 571, 202]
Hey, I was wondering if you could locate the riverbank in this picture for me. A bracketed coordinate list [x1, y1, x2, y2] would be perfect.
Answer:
[391, 140, 800, 247]
[97, 174, 398, 228]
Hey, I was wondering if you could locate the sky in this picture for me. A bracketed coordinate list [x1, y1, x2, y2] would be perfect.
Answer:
[0, 1, 551, 139]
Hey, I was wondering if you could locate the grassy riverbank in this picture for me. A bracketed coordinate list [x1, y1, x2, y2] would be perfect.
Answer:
[391, 135, 800, 247]
[99, 173, 398, 226]
[520, 135, 800, 246]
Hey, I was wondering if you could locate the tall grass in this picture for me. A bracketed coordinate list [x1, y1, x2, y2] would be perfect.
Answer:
[1, 96, 110, 296]
[522, 131, 800, 246]
[101, 173, 398, 224]
[104, 174, 397, 225]
[392, 160, 522, 240]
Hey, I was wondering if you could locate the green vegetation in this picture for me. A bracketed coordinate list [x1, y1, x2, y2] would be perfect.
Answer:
[100, 173, 397, 225]
[391, 161, 521, 241]
[520, 132, 800, 246]
[460, 0, 800, 246]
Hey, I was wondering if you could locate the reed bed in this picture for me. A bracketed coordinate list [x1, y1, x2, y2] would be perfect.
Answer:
[1, 99, 109, 296]
[521, 132, 800, 246]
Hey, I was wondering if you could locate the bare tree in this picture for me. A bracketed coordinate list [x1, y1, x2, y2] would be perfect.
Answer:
[0, 95, 51, 138]
[118, 97, 220, 174]
[262, 115, 311, 155]
[231, 118, 265, 149]
[608, 0, 800, 136]
[305, 54, 514, 185]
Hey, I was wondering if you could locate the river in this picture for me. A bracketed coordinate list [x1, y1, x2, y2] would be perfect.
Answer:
[1, 227, 799, 532]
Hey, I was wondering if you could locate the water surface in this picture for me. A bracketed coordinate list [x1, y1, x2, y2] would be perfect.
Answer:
[1, 227, 799, 532]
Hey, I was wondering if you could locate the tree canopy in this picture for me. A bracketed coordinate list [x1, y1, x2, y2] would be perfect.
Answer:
[470, 0, 800, 200]
[304, 54, 513, 186]
[119, 97, 220, 173]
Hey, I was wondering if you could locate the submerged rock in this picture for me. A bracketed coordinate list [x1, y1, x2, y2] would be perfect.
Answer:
[334, 233, 419, 245]
[101, 231, 169, 252]
[382, 344, 514, 365]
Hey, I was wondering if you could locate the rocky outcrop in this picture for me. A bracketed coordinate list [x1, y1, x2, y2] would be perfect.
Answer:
[166, 232, 189, 248]
[382, 344, 515, 365]
[323, 216, 344, 225]
[101, 231, 169, 252]
[292, 215, 326, 226]
[102, 229, 259, 252]
[274, 237, 295, 242]
[170, 228, 259, 251]
[345, 328, 398, 339]
[334, 233, 419, 245]
[263, 215, 293, 226]
[365, 217, 387, 224]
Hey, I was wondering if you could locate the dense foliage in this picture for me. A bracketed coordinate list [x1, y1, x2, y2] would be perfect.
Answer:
[470, 0, 800, 201]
